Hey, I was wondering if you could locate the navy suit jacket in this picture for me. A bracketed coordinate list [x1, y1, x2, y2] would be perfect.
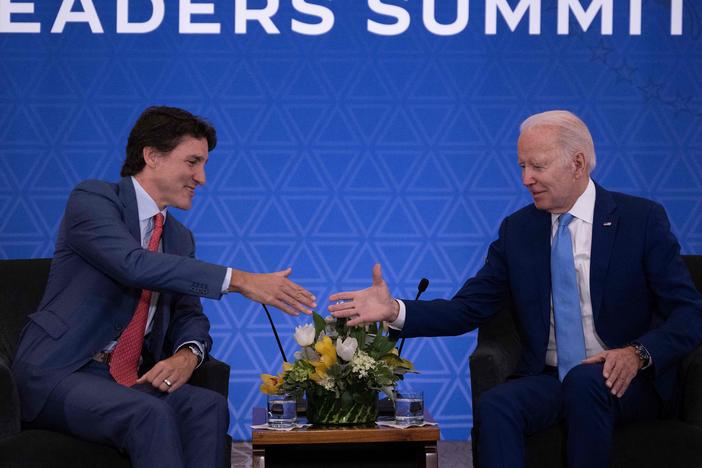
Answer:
[401, 183, 702, 401]
[12, 177, 228, 421]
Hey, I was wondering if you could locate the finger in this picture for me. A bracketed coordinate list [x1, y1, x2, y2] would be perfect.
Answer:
[158, 377, 173, 393]
[328, 292, 356, 303]
[136, 364, 161, 384]
[346, 315, 365, 327]
[605, 357, 622, 388]
[283, 281, 317, 305]
[602, 353, 617, 379]
[271, 299, 300, 317]
[281, 287, 314, 313]
[612, 369, 632, 397]
[616, 374, 634, 398]
[151, 368, 171, 389]
[372, 263, 383, 286]
[582, 353, 606, 364]
[327, 301, 356, 313]
[331, 307, 357, 319]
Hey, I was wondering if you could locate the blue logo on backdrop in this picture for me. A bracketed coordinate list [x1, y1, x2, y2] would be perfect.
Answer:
[1, 0, 701, 441]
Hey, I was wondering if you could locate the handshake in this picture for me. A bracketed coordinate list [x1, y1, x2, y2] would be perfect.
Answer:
[230, 263, 400, 326]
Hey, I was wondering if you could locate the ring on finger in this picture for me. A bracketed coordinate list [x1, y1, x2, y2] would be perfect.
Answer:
[163, 378, 172, 387]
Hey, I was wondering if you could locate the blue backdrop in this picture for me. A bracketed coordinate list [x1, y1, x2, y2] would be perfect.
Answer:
[1, 0, 701, 440]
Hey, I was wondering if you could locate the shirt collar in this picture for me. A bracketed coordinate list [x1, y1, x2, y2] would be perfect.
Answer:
[131, 176, 168, 223]
[551, 178, 595, 226]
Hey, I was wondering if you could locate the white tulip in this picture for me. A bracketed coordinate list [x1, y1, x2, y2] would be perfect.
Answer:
[294, 324, 315, 347]
[336, 336, 358, 362]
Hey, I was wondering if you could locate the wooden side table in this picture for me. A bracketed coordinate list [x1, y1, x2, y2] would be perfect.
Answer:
[251, 407, 440, 468]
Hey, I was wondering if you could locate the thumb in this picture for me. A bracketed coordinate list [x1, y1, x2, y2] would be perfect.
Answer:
[274, 267, 292, 277]
[372, 263, 383, 286]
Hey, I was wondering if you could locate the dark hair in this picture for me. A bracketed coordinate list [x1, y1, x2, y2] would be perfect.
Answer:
[120, 106, 217, 177]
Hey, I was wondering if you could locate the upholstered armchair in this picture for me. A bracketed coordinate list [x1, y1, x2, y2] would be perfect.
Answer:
[469, 255, 702, 468]
[0, 258, 232, 468]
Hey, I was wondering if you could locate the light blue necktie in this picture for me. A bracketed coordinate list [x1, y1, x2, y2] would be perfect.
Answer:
[552, 213, 586, 381]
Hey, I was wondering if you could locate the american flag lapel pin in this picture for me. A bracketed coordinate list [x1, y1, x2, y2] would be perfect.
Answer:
[603, 222, 612, 226]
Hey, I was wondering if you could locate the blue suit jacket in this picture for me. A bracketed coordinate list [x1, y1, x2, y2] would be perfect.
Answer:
[12, 178, 228, 421]
[401, 183, 702, 400]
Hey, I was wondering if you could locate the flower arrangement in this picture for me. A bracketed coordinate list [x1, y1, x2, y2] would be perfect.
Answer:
[260, 312, 416, 423]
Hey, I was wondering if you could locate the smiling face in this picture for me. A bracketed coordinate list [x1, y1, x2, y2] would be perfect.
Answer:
[137, 136, 209, 210]
[518, 125, 588, 214]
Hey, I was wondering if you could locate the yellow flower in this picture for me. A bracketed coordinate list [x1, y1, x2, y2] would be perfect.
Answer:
[259, 373, 282, 395]
[309, 336, 337, 382]
[259, 362, 293, 394]
[314, 335, 337, 369]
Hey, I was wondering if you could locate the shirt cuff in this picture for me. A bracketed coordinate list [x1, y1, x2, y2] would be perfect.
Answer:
[176, 341, 205, 368]
[388, 299, 406, 330]
[221, 268, 232, 294]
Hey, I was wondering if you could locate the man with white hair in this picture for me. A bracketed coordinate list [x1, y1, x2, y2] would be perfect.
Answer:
[328, 110, 702, 467]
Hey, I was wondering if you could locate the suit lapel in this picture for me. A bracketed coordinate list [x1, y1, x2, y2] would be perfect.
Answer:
[590, 183, 618, 322]
[152, 215, 177, 358]
[161, 216, 180, 256]
[118, 177, 141, 244]
[526, 208, 553, 333]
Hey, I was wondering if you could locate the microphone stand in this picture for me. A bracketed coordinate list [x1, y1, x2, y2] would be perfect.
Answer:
[397, 278, 429, 357]
[261, 303, 288, 363]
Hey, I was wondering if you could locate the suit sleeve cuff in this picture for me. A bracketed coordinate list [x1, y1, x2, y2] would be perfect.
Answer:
[221, 268, 232, 294]
[388, 299, 406, 330]
[176, 341, 205, 369]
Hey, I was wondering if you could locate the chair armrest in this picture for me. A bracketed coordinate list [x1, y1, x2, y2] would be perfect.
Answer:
[469, 339, 520, 405]
[679, 344, 702, 428]
[0, 359, 21, 440]
[188, 355, 230, 399]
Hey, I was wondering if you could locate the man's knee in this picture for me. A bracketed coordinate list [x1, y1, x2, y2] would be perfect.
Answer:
[134, 397, 179, 429]
[476, 385, 514, 424]
[562, 363, 610, 408]
[177, 386, 229, 424]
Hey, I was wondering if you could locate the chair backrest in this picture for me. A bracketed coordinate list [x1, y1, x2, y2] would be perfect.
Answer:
[682, 256, 702, 293]
[0, 259, 52, 366]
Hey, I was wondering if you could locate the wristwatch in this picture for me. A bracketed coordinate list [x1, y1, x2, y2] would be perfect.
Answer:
[629, 342, 651, 369]
[185, 344, 204, 364]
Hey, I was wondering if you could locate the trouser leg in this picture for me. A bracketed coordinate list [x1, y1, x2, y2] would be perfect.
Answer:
[475, 372, 562, 468]
[562, 363, 660, 468]
[32, 360, 230, 468]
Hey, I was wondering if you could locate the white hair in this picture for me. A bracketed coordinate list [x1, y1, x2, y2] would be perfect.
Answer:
[520, 110, 596, 173]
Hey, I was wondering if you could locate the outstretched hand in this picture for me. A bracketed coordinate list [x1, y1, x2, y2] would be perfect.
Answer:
[328, 263, 399, 326]
[230, 267, 316, 316]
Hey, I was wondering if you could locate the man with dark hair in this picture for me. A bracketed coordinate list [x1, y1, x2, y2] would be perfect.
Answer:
[329, 110, 702, 468]
[11, 106, 316, 468]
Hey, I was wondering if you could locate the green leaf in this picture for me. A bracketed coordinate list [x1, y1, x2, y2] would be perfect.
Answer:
[313, 311, 326, 339]
[368, 322, 378, 336]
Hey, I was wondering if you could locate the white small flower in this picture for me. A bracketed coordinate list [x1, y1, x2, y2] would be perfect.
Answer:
[320, 377, 336, 391]
[336, 336, 358, 361]
[351, 350, 375, 378]
[294, 323, 315, 347]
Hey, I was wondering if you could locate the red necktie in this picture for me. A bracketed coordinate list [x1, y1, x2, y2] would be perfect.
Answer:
[110, 213, 164, 386]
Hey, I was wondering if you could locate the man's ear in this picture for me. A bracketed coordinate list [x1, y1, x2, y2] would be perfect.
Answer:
[573, 152, 586, 179]
[142, 147, 160, 169]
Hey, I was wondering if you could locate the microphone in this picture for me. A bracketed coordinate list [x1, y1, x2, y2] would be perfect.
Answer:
[397, 278, 429, 356]
[261, 303, 288, 363]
